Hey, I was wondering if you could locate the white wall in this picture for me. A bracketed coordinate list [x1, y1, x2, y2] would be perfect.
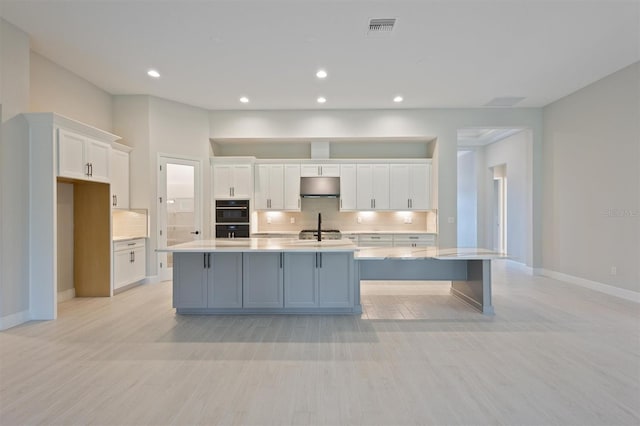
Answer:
[543, 62, 640, 292]
[457, 150, 477, 247]
[29, 52, 113, 131]
[210, 108, 544, 257]
[114, 96, 211, 278]
[0, 19, 30, 328]
[480, 130, 533, 264]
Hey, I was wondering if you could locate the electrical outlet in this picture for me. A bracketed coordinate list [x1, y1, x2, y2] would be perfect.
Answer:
[357, 216, 362, 224]
[290, 217, 295, 224]
[267, 216, 272, 224]
[448, 216, 455, 224]
[404, 216, 412, 224]
[610, 266, 617, 275]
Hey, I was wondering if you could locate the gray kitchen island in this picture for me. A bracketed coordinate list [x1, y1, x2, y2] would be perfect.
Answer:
[158, 239, 506, 315]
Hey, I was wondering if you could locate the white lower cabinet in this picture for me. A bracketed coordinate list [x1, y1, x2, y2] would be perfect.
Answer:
[113, 239, 146, 290]
[243, 252, 284, 308]
[284, 252, 353, 308]
[392, 234, 437, 247]
[357, 234, 393, 247]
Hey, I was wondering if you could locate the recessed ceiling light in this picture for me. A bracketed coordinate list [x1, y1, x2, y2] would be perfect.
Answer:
[147, 69, 160, 78]
[317, 96, 326, 104]
[239, 96, 249, 103]
[393, 95, 403, 103]
[316, 69, 327, 79]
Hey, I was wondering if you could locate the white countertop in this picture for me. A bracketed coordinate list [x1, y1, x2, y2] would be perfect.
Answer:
[355, 246, 508, 260]
[113, 236, 147, 242]
[158, 238, 504, 259]
[252, 231, 437, 236]
[157, 238, 357, 253]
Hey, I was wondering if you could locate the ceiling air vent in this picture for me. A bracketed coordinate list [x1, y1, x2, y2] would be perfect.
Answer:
[484, 97, 526, 107]
[368, 18, 396, 35]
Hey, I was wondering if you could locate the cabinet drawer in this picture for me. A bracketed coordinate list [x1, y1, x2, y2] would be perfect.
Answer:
[358, 234, 393, 247]
[393, 234, 436, 247]
[114, 238, 145, 251]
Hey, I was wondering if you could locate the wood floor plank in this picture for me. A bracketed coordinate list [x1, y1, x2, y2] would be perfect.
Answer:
[1, 260, 639, 425]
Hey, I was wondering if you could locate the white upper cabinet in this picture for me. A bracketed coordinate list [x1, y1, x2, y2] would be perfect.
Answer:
[110, 147, 130, 209]
[212, 163, 253, 199]
[255, 164, 284, 210]
[300, 164, 340, 177]
[356, 164, 389, 210]
[339, 164, 357, 211]
[58, 128, 111, 183]
[283, 164, 301, 211]
[389, 163, 430, 210]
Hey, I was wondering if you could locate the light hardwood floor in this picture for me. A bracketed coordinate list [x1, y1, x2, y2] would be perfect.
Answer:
[1, 261, 639, 425]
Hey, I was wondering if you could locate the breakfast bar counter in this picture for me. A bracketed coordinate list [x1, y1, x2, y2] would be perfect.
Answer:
[158, 239, 505, 315]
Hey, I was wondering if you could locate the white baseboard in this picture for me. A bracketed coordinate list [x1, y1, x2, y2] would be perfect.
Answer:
[538, 268, 640, 303]
[0, 310, 30, 330]
[142, 275, 160, 284]
[505, 260, 534, 274]
[57, 288, 75, 302]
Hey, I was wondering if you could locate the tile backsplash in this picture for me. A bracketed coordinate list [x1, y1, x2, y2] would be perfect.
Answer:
[255, 198, 437, 233]
[112, 209, 149, 238]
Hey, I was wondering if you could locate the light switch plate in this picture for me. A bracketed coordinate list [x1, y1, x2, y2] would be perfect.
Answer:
[290, 217, 295, 224]
[448, 217, 455, 223]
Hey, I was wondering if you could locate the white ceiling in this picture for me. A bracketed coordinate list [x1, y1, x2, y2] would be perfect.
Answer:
[457, 128, 524, 147]
[2, 1, 639, 111]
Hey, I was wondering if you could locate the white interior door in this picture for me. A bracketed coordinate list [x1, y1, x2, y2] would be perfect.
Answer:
[158, 156, 202, 280]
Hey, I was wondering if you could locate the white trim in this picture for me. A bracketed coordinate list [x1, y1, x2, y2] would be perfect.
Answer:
[142, 275, 161, 284]
[504, 259, 534, 274]
[57, 288, 76, 302]
[539, 268, 640, 303]
[0, 310, 30, 330]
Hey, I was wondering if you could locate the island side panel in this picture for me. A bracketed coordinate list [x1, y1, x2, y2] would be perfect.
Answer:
[450, 259, 494, 315]
[358, 258, 467, 281]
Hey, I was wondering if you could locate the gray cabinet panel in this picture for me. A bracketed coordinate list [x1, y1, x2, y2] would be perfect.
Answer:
[173, 253, 207, 308]
[284, 253, 318, 308]
[318, 253, 353, 308]
[208, 253, 242, 308]
[243, 253, 283, 308]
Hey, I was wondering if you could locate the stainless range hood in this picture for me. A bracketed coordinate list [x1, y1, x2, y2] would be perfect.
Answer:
[300, 176, 340, 198]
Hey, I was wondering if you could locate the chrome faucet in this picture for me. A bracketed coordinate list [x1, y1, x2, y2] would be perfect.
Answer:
[317, 212, 322, 242]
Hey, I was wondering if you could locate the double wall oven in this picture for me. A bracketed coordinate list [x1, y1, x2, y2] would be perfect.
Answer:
[215, 199, 250, 238]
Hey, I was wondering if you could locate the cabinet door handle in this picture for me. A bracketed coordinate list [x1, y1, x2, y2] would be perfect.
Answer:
[315, 253, 318, 268]
[204, 253, 207, 268]
[114, 195, 117, 206]
[86, 163, 91, 176]
[340, 199, 342, 209]
[208, 253, 211, 269]
[132, 251, 135, 262]
[373, 199, 376, 209]
[319, 253, 322, 268]
[88, 163, 93, 177]
[298, 198, 300, 208]
[280, 253, 283, 268]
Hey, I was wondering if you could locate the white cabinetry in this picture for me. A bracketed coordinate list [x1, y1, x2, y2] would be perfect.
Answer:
[300, 164, 340, 177]
[339, 164, 357, 211]
[255, 164, 284, 210]
[283, 164, 301, 211]
[212, 163, 253, 199]
[284, 252, 353, 308]
[393, 233, 436, 247]
[356, 164, 389, 210]
[110, 144, 130, 209]
[390, 163, 431, 210]
[358, 234, 394, 247]
[113, 239, 146, 290]
[58, 128, 111, 183]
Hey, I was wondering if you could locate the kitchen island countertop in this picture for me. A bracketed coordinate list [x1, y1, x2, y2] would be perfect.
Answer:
[157, 238, 357, 253]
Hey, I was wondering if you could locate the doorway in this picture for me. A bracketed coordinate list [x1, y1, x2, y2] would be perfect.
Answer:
[491, 164, 507, 253]
[158, 156, 202, 281]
